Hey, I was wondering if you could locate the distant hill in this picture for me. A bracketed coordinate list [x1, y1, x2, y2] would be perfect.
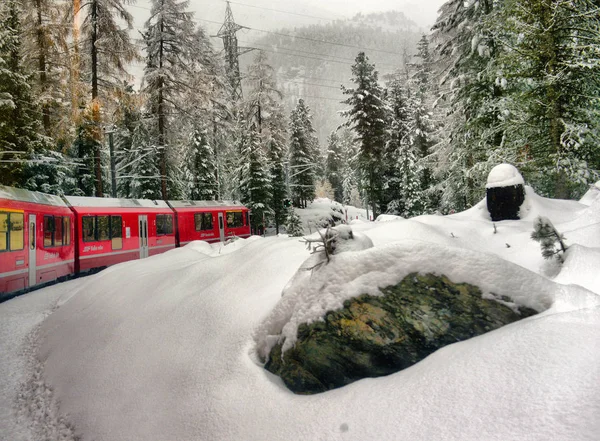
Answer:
[241, 11, 424, 144]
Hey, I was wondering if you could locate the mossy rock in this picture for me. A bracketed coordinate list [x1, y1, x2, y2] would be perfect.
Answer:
[265, 273, 537, 394]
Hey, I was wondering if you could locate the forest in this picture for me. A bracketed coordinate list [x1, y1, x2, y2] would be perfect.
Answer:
[0, 0, 598, 229]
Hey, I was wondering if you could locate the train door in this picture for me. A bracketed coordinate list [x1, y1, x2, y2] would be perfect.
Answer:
[218, 212, 225, 242]
[28, 214, 37, 287]
[138, 215, 148, 258]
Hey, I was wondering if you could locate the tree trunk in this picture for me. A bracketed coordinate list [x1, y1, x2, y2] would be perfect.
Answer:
[91, 0, 103, 197]
[158, 19, 168, 200]
[35, 0, 50, 134]
[370, 162, 377, 220]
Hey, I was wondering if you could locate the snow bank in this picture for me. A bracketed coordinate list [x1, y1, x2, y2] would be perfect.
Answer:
[2, 187, 600, 441]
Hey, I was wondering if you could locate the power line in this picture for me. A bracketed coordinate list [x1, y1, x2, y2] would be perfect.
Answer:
[222, 0, 343, 23]
[194, 17, 406, 57]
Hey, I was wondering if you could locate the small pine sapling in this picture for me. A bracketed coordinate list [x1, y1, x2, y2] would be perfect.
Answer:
[285, 207, 304, 237]
[531, 216, 568, 263]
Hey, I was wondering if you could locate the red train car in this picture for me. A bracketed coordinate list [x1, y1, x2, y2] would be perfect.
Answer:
[168, 200, 251, 245]
[65, 196, 177, 272]
[0, 186, 75, 295]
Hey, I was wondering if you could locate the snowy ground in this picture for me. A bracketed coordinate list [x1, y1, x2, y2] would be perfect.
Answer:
[1, 186, 600, 441]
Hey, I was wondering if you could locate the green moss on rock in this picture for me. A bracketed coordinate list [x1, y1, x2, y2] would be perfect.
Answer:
[265, 273, 537, 394]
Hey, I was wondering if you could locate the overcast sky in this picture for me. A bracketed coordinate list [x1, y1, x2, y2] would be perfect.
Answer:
[132, 0, 447, 39]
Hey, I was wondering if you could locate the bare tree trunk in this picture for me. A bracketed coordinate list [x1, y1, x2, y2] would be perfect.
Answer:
[158, 18, 168, 200]
[91, 0, 103, 197]
[35, 0, 50, 133]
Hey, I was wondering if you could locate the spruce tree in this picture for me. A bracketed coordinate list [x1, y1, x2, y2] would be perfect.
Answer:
[185, 128, 217, 200]
[0, 0, 47, 187]
[142, 0, 197, 200]
[384, 74, 421, 216]
[325, 132, 344, 203]
[78, 0, 138, 196]
[238, 123, 272, 234]
[285, 207, 304, 237]
[341, 52, 388, 219]
[288, 99, 317, 208]
[431, 0, 504, 211]
[500, 0, 600, 198]
[129, 120, 161, 200]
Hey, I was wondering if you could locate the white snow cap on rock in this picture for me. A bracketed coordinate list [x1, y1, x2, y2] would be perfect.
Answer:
[486, 164, 525, 189]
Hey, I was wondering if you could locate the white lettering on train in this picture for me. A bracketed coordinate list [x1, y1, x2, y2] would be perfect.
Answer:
[44, 252, 59, 260]
[83, 245, 105, 253]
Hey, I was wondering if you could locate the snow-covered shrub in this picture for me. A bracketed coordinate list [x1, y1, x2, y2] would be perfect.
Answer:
[531, 216, 568, 263]
[285, 208, 304, 237]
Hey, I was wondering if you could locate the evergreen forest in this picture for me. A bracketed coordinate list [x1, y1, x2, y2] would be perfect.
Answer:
[1, 0, 598, 225]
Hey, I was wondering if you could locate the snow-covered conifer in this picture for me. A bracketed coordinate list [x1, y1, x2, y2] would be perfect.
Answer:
[341, 52, 388, 219]
[289, 99, 318, 208]
[184, 128, 217, 200]
[285, 207, 304, 237]
[531, 216, 568, 263]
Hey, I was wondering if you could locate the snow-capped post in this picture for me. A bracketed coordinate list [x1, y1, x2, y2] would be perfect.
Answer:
[531, 216, 568, 263]
[486, 164, 525, 221]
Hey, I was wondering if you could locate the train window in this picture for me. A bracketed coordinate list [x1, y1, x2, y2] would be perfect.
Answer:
[97, 216, 110, 241]
[10, 213, 24, 250]
[157, 214, 173, 235]
[194, 213, 213, 231]
[0, 213, 8, 251]
[110, 216, 123, 250]
[63, 217, 71, 246]
[226, 211, 244, 228]
[54, 216, 63, 246]
[44, 215, 55, 247]
[82, 216, 95, 242]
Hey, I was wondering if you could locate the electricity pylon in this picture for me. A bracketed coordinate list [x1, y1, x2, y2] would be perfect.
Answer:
[216, 1, 254, 101]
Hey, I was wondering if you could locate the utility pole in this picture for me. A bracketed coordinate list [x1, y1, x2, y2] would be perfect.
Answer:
[215, 1, 254, 101]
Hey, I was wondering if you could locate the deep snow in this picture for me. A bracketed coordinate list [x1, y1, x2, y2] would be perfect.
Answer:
[1, 186, 600, 441]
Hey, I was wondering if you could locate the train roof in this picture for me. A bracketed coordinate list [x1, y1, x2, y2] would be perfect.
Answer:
[64, 195, 171, 209]
[168, 200, 246, 209]
[0, 185, 68, 207]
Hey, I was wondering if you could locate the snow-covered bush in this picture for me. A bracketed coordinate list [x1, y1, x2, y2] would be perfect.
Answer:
[285, 208, 304, 237]
[531, 216, 568, 263]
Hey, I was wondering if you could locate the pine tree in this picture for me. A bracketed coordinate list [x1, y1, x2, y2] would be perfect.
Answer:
[431, 0, 504, 211]
[531, 216, 568, 263]
[285, 207, 304, 237]
[185, 128, 217, 200]
[238, 123, 272, 234]
[341, 52, 388, 219]
[0, 0, 48, 187]
[245, 51, 288, 233]
[264, 103, 288, 234]
[384, 73, 421, 217]
[325, 132, 343, 203]
[129, 120, 161, 200]
[500, 0, 600, 198]
[78, 0, 138, 196]
[21, 0, 70, 139]
[113, 84, 141, 198]
[142, 0, 197, 200]
[288, 99, 317, 208]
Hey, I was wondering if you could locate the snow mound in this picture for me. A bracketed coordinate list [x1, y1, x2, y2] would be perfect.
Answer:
[579, 181, 600, 206]
[486, 163, 524, 188]
[375, 214, 404, 222]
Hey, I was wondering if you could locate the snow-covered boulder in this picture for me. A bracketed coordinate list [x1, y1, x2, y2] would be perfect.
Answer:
[486, 164, 526, 221]
[264, 272, 537, 394]
[255, 240, 552, 395]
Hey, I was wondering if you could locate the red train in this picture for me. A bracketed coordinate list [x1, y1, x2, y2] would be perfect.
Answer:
[0, 186, 251, 300]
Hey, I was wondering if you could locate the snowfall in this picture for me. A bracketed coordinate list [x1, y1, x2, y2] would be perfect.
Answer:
[2, 182, 600, 441]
